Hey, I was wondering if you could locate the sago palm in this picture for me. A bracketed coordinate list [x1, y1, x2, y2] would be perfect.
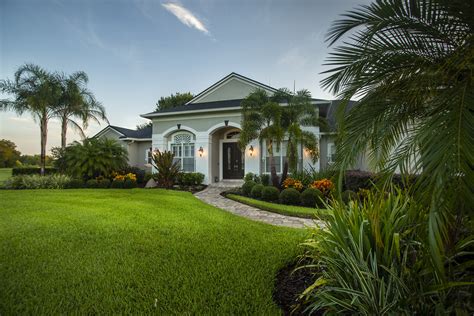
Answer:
[239, 89, 285, 187]
[0, 64, 61, 175]
[55, 71, 107, 149]
[321, 0, 473, 279]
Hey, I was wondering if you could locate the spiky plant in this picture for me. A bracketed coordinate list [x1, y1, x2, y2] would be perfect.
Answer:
[151, 149, 181, 189]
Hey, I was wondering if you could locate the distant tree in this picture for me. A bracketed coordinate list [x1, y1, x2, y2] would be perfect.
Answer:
[155, 92, 193, 111]
[0, 64, 61, 175]
[19, 154, 53, 166]
[0, 139, 21, 167]
[136, 121, 152, 130]
[55, 71, 107, 149]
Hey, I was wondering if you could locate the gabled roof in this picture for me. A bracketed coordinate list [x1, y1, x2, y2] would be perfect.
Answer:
[93, 125, 152, 140]
[320, 100, 358, 132]
[186, 72, 279, 104]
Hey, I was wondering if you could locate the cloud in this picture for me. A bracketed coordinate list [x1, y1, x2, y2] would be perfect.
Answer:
[162, 2, 209, 35]
[277, 47, 308, 69]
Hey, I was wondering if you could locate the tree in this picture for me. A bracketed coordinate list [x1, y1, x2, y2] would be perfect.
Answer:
[321, 0, 473, 279]
[155, 92, 193, 111]
[55, 71, 107, 149]
[136, 121, 152, 130]
[239, 89, 285, 187]
[0, 64, 61, 175]
[58, 138, 128, 179]
[0, 139, 21, 167]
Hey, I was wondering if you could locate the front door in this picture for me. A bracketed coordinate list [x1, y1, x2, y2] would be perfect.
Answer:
[223, 142, 244, 179]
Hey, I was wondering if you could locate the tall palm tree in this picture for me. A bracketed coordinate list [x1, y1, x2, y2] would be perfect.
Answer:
[239, 89, 285, 187]
[275, 88, 325, 174]
[321, 0, 473, 278]
[55, 71, 107, 149]
[0, 64, 61, 175]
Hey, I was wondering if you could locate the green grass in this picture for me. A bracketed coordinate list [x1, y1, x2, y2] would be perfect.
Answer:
[0, 168, 12, 183]
[227, 194, 330, 219]
[0, 189, 306, 314]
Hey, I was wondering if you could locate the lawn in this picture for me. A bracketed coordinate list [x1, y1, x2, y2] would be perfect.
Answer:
[0, 189, 306, 314]
[227, 193, 331, 219]
[0, 168, 11, 183]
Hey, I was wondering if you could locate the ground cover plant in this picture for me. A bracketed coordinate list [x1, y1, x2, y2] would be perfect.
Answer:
[0, 189, 305, 314]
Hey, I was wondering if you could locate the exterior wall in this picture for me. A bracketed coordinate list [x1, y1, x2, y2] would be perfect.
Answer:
[194, 78, 274, 103]
[320, 134, 371, 171]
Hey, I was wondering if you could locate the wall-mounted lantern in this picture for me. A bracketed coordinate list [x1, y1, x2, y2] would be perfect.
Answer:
[177, 123, 181, 130]
[224, 120, 229, 126]
[198, 146, 204, 157]
[249, 145, 254, 156]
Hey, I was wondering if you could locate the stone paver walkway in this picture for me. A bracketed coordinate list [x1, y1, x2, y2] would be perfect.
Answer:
[194, 186, 322, 229]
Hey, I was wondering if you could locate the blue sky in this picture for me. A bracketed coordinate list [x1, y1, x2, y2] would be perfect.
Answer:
[0, 0, 368, 154]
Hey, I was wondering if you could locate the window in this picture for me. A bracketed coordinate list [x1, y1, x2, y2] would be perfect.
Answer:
[262, 140, 288, 173]
[145, 147, 153, 164]
[328, 143, 336, 163]
[170, 132, 195, 172]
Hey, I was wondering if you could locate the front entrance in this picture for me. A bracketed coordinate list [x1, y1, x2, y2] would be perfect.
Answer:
[222, 142, 244, 179]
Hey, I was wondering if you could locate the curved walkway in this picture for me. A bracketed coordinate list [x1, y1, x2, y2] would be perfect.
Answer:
[194, 186, 322, 229]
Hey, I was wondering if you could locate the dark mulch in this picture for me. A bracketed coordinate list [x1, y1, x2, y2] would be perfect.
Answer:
[274, 259, 321, 315]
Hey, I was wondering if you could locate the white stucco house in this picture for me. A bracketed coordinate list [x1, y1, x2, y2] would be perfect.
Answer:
[94, 72, 363, 184]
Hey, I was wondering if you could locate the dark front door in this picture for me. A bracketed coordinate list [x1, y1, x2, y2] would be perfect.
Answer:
[223, 142, 244, 179]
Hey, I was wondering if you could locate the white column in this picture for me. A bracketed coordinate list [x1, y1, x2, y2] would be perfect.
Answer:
[195, 132, 211, 184]
[244, 139, 260, 176]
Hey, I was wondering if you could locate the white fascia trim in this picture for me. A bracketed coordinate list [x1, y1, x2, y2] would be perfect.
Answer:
[141, 106, 241, 118]
[94, 126, 126, 138]
[120, 138, 152, 141]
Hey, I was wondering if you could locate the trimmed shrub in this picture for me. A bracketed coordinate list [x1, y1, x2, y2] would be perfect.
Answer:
[176, 172, 205, 186]
[250, 184, 264, 199]
[244, 172, 260, 183]
[242, 180, 257, 196]
[4, 174, 71, 189]
[342, 190, 357, 204]
[279, 188, 301, 205]
[120, 166, 146, 183]
[260, 174, 270, 186]
[111, 180, 124, 189]
[97, 179, 111, 188]
[12, 167, 57, 176]
[86, 179, 99, 188]
[301, 188, 323, 208]
[66, 179, 84, 189]
[343, 170, 373, 191]
[123, 179, 137, 189]
[261, 186, 280, 202]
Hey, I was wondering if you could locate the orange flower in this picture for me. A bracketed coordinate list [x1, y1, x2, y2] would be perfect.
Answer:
[309, 178, 334, 194]
[282, 178, 304, 191]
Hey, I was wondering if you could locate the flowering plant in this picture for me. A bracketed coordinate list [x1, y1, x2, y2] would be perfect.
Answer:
[113, 173, 136, 182]
[310, 178, 334, 194]
[282, 177, 304, 191]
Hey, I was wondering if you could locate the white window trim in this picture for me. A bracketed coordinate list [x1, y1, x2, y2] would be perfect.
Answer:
[261, 140, 288, 174]
[169, 131, 196, 172]
[145, 147, 153, 165]
[327, 142, 336, 164]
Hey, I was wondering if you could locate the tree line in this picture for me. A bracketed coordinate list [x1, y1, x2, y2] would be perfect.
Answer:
[0, 64, 107, 175]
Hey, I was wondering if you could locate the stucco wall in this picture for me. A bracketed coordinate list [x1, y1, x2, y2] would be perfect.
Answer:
[320, 134, 371, 171]
[194, 78, 274, 103]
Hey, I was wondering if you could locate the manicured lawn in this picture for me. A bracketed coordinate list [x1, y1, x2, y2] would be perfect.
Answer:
[0, 189, 306, 314]
[0, 168, 12, 183]
[227, 194, 330, 219]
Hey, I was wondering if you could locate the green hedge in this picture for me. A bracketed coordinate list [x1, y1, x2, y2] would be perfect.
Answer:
[12, 167, 58, 176]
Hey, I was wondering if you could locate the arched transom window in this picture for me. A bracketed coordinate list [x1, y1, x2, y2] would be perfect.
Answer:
[170, 132, 195, 172]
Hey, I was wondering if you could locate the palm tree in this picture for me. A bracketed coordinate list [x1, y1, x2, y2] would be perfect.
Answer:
[275, 88, 325, 174]
[321, 0, 473, 278]
[55, 71, 107, 149]
[239, 89, 285, 187]
[0, 64, 61, 175]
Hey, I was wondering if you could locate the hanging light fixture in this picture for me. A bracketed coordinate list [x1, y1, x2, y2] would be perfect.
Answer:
[224, 120, 229, 126]
[177, 123, 181, 130]
[198, 146, 204, 157]
[249, 145, 254, 156]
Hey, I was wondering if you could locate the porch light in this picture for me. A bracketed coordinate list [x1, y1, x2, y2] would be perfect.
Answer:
[198, 146, 204, 157]
[249, 145, 254, 156]
[224, 120, 229, 126]
[177, 123, 181, 130]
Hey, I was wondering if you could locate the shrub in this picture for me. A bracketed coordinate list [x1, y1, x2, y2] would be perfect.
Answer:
[97, 179, 111, 188]
[341, 190, 357, 204]
[261, 186, 280, 202]
[301, 188, 323, 208]
[59, 138, 128, 179]
[144, 172, 154, 183]
[260, 174, 270, 186]
[250, 184, 264, 199]
[12, 167, 57, 176]
[176, 172, 205, 186]
[291, 170, 313, 187]
[123, 179, 137, 189]
[343, 170, 373, 191]
[282, 177, 304, 191]
[110, 179, 124, 188]
[66, 179, 84, 189]
[242, 180, 257, 196]
[151, 149, 181, 188]
[120, 166, 146, 183]
[310, 178, 334, 195]
[4, 174, 71, 189]
[244, 172, 260, 183]
[86, 179, 99, 188]
[279, 188, 301, 205]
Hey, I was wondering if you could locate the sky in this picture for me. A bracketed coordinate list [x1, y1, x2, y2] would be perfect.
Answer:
[0, 0, 369, 155]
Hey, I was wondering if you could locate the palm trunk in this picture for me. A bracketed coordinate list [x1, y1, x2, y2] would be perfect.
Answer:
[40, 116, 48, 176]
[61, 115, 67, 149]
[268, 140, 279, 187]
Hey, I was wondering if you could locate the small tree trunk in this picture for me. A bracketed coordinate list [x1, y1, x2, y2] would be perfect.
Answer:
[280, 161, 289, 188]
[61, 116, 68, 149]
[40, 116, 48, 176]
[267, 140, 279, 187]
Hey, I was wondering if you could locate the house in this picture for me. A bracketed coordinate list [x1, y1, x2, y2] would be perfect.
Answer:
[94, 72, 363, 184]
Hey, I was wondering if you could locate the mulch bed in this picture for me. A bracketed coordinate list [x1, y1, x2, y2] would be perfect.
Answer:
[273, 259, 321, 315]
